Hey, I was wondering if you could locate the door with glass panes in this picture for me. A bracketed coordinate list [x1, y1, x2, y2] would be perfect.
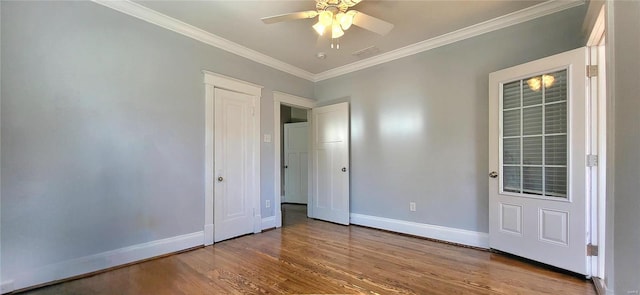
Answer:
[488, 48, 588, 275]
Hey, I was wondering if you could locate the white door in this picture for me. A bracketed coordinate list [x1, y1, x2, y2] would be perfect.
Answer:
[214, 88, 257, 242]
[283, 122, 309, 204]
[489, 48, 588, 275]
[310, 102, 350, 225]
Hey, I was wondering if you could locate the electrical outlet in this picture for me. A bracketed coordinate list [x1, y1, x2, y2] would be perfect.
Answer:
[266, 200, 271, 208]
[410, 202, 416, 212]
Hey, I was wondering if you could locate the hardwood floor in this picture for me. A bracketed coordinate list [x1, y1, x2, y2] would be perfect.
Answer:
[20, 204, 595, 294]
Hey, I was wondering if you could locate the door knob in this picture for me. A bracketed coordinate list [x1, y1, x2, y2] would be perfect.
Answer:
[217, 176, 224, 182]
[284, 165, 288, 169]
[489, 171, 498, 178]
[341, 167, 347, 172]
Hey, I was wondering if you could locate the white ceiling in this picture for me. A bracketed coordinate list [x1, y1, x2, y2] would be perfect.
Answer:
[133, 0, 550, 74]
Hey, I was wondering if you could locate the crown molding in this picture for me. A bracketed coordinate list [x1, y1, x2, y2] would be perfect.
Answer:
[92, 0, 583, 83]
[313, 0, 585, 82]
[91, 0, 315, 81]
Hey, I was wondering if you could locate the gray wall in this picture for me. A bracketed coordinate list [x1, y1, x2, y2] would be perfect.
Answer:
[0, 1, 313, 280]
[611, 0, 640, 293]
[314, 6, 586, 233]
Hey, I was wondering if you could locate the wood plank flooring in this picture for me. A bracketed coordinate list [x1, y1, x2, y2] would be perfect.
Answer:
[20, 204, 595, 294]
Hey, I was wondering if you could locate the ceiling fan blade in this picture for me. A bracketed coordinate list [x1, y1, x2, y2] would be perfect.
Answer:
[261, 11, 318, 24]
[351, 11, 394, 36]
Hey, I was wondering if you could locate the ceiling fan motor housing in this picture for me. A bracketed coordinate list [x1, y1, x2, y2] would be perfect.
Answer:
[316, 0, 361, 13]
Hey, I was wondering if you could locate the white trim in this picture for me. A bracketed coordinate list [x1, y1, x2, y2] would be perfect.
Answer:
[3, 232, 203, 293]
[586, 7, 607, 280]
[314, 0, 585, 81]
[261, 216, 276, 230]
[91, 0, 314, 81]
[586, 6, 606, 46]
[1, 281, 14, 294]
[204, 83, 215, 246]
[93, 0, 583, 83]
[350, 213, 489, 249]
[203, 71, 263, 96]
[274, 91, 316, 108]
[252, 92, 263, 235]
[273, 92, 315, 228]
[203, 224, 214, 246]
[583, 1, 605, 44]
[203, 71, 263, 244]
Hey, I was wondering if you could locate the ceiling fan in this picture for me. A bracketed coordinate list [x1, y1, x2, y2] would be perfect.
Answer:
[261, 0, 394, 45]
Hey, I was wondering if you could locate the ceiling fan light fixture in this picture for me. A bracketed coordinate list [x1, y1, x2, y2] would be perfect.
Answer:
[335, 12, 345, 25]
[342, 0, 361, 7]
[319, 10, 334, 26]
[340, 10, 356, 30]
[312, 22, 326, 35]
[331, 22, 344, 39]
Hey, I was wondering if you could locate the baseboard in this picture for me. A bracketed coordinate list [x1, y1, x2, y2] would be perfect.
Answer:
[262, 216, 276, 230]
[593, 277, 605, 295]
[4, 231, 204, 293]
[349, 213, 489, 249]
[204, 223, 214, 246]
[0, 281, 14, 294]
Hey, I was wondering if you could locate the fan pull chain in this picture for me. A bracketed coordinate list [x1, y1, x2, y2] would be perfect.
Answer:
[331, 38, 340, 49]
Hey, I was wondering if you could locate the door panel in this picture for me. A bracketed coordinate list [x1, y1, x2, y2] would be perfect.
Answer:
[283, 122, 309, 204]
[311, 103, 350, 225]
[489, 48, 588, 275]
[214, 88, 256, 242]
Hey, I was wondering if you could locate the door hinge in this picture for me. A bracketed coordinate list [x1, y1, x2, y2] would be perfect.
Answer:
[587, 154, 598, 167]
[587, 65, 598, 78]
[587, 243, 599, 256]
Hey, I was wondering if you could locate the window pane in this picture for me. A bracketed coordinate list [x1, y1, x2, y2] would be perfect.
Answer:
[503, 138, 520, 165]
[546, 102, 567, 134]
[523, 76, 543, 106]
[503, 166, 521, 193]
[523, 137, 542, 165]
[503, 109, 520, 137]
[545, 135, 567, 165]
[503, 81, 521, 109]
[545, 167, 567, 197]
[523, 167, 543, 195]
[523, 106, 542, 135]
[545, 70, 567, 103]
[500, 68, 569, 200]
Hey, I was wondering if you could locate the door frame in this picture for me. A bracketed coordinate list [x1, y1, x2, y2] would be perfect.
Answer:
[203, 71, 263, 245]
[585, 4, 608, 280]
[273, 91, 315, 228]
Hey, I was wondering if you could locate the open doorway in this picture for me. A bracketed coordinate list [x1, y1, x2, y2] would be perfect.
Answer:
[273, 92, 351, 228]
[273, 92, 315, 228]
[281, 105, 309, 226]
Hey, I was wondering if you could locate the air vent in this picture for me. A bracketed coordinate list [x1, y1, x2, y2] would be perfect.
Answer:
[352, 46, 380, 58]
